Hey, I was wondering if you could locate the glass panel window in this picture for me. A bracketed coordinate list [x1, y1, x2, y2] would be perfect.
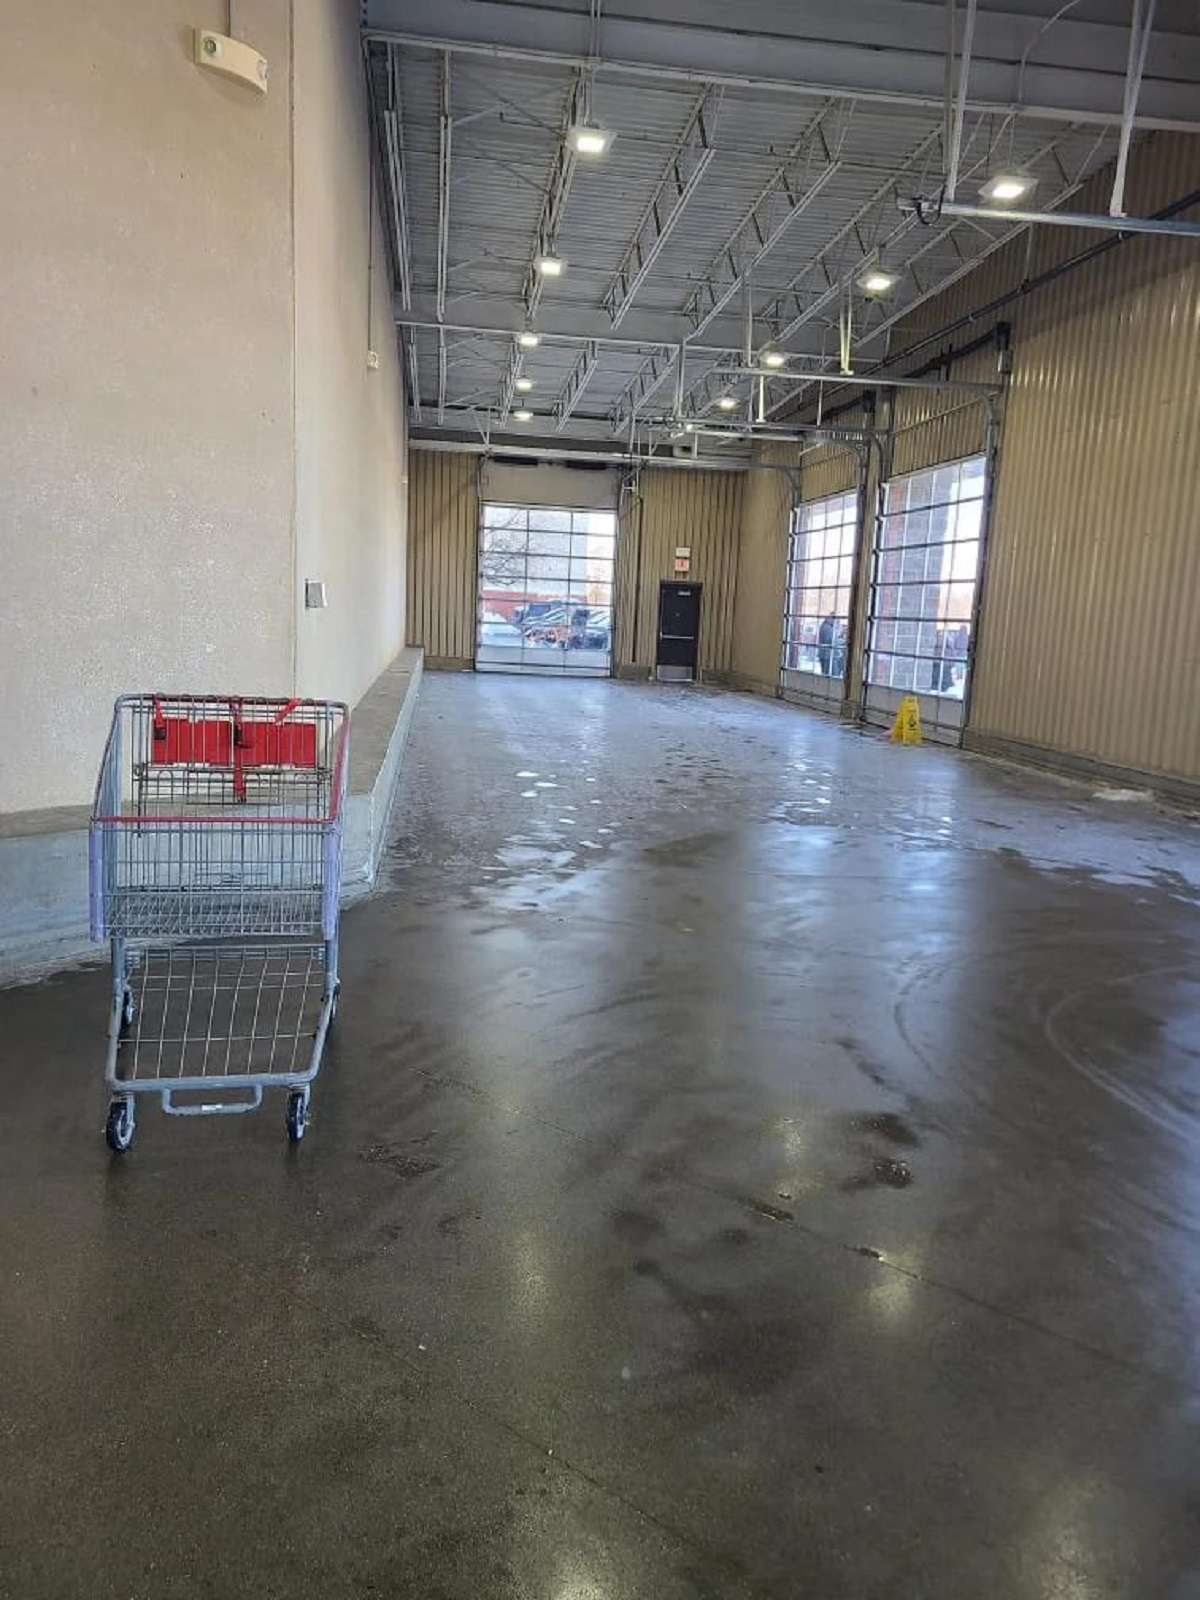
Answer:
[781, 491, 859, 680]
[477, 503, 617, 675]
[867, 456, 986, 700]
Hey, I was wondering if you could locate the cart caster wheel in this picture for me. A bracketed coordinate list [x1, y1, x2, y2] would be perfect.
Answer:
[285, 1089, 309, 1143]
[105, 1097, 135, 1153]
[120, 987, 136, 1031]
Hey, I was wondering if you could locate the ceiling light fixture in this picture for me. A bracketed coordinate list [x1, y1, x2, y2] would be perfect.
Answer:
[515, 377, 534, 392]
[717, 395, 738, 410]
[517, 330, 539, 349]
[858, 267, 898, 296]
[567, 124, 615, 157]
[512, 408, 534, 422]
[980, 171, 1037, 205]
[536, 252, 565, 278]
[761, 349, 786, 369]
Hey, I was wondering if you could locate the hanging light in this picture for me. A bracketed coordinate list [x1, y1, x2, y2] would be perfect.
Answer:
[980, 171, 1037, 205]
[717, 394, 738, 410]
[761, 349, 786, 369]
[567, 124, 615, 157]
[512, 408, 534, 423]
[857, 266, 898, 296]
[536, 252, 565, 278]
[517, 330, 539, 349]
[515, 377, 534, 392]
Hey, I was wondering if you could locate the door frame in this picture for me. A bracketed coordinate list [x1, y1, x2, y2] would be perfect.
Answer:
[861, 448, 992, 746]
[473, 498, 619, 678]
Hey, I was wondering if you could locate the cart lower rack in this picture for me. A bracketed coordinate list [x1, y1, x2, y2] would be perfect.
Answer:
[90, 694, 350, 1150]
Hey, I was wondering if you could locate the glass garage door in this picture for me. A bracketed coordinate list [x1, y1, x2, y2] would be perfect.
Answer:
[781, 490, 859, 712]
[863, 455, 986, 743]
[476, 503, 616, 676]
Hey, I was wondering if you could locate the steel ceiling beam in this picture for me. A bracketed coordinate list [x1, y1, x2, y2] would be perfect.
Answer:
[602, 86, 722, 329]
[521, 71, 585, 323]
[437, 325, 448, 424]
[496, 341, 524, 426]
[396, 297, 753, 351]
[672, 128, 946, 418]
[938, 198, 1200, 237]
[371, 43, 422, 416]
[381, 46, 414, 312]
[718, 364, 999, 393]
[554, 340, 601, 430]
[405, 330, 422, 420]
[610, 345, 680, 432]
[362, 0, 1200, 131]
[681, 102, 845, 339]
[763, 134, 1116, 420]
[436, 51, 452, 323]
[754, 129, 944, 346]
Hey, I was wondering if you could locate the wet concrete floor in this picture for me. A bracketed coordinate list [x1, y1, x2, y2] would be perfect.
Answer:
[3, 674, 1200, 1598]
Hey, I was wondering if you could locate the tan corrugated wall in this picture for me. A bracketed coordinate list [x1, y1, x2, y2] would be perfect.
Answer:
[406, 449, 478, 666]
[817, 131, 1200, 785]
[800, 409, 867, 501]
[729, 445, 799, 690]
[890, 363, 992, 477]
[972, 196, 1200, 780]
[616, 468, 744, 676]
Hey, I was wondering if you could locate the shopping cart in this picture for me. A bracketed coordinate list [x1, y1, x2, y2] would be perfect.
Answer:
[89, 694, 350, 1151]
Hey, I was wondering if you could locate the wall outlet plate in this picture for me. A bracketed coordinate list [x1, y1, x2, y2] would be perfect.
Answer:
[194, 29, 269, 94]
[305, 581, 328, 610]
[366, 350, 380, 370]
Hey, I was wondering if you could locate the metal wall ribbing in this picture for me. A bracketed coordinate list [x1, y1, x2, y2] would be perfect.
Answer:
[616, 468, 744, 677]
[885, 132, 1200, 782]
[406, 449, 479, 666]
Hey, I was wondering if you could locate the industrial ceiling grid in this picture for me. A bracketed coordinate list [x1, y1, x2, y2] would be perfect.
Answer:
[363, 3, 1193, 451]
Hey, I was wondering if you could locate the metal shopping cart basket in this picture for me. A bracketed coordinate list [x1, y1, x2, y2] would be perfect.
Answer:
[89, 693, 350, 1151]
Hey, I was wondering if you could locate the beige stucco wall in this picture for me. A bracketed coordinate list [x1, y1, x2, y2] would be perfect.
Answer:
[293, 0, 408, 703]
[0, 1, 296, 811]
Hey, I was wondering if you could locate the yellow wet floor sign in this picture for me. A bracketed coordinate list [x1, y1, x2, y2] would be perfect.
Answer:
[890, 694, 923, 745]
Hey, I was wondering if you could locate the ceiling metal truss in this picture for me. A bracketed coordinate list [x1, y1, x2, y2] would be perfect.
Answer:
[610, 344, 679, 435]
[602, 86, 722, 328]
[679, 100, 847, 339]
[520, 71, 585, 325]
[377, 43, 422, 416]
[554, 339, 601, 430]
[364, 0, 1200, 132]
[362, 0, 1199, 448]
[436, 51, 452, 323]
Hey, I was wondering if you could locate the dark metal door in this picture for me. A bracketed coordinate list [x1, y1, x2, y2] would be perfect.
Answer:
[656, 581, 702, 675]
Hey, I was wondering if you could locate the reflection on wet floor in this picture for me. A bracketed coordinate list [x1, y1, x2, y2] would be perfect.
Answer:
[3, 673, 1200, 1599]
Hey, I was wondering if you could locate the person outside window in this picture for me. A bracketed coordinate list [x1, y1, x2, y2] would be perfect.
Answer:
[818, 612, 837, 675]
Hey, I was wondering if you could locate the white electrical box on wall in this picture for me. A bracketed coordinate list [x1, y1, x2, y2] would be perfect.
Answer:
[194, 29, 269, 93]
[305, 581, 328, 610]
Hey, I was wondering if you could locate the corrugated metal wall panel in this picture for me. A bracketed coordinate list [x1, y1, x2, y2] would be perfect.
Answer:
[970, 202, 1200, 780]
[890, 349, 994, 477]
[815, 131, 1200, 785]
[800, 410, 865, 500]
[406, 449, 478, 665]
[615, 468, 744, 676]
[730, 444, 800, 689]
